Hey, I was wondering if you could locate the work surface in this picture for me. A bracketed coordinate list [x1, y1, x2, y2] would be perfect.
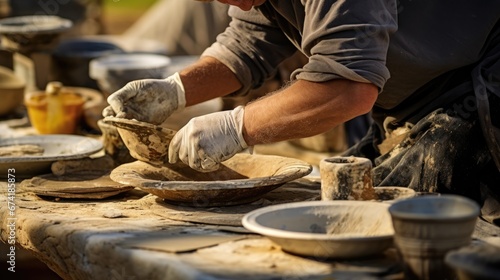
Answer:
[1, 177, 500, 280]
[1, 119, 500, 280]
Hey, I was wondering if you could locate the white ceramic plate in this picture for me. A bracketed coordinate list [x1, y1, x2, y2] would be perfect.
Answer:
[242, 200, 394, 259]
[0, 135, 103, 178]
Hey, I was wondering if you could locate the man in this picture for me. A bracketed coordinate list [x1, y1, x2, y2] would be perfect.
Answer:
[104, 0, 500, 219]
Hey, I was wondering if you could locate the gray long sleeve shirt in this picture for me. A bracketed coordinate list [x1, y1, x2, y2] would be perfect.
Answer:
[202, 0, 500, 127]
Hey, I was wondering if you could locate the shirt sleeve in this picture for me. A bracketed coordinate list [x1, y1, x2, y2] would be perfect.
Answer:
[202, 0, 398, 95]
[294, 0, 398, 91]
[201, 6, 298, 96]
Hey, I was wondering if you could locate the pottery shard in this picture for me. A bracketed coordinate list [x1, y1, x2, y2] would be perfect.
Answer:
[0, 144, 44, 156]
[51, 156, 115, 176]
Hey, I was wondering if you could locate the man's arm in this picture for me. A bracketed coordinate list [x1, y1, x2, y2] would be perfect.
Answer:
[179, 56, 377, 146]
[180, 56, 243, 106]
[243, 79, 378, 146]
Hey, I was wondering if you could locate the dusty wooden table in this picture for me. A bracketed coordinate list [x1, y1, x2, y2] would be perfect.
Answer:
[1, 175, 499, 280]
[1, 118, 499, 280]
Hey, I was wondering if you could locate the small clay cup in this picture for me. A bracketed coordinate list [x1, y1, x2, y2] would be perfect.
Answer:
[319, 156, 375, 200]
[25, 89, 85, 134]
[389, 195, 480, 280]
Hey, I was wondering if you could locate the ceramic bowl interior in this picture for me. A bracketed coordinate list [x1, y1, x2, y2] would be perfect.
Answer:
[102, 117, 177, 165]
[242, 200, 394, 259]
[110, 153, 312, 207]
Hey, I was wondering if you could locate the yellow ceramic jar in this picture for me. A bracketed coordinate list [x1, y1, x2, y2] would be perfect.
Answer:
[25, 83, 86, 134]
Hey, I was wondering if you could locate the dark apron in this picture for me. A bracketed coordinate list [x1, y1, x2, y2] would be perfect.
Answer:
[343, 22, 500, 225]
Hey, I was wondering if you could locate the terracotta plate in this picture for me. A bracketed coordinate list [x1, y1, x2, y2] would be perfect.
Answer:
[21, 171, 134, 199]
[110, 153, 312, 207]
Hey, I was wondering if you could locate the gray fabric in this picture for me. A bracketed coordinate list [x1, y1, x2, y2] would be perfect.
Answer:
[203, 0, 500, 128]
[202, 0, 500, 212]
[374, 1, 500, 125]
[471, 23, 500, 172]
[202, 0, 396, 96]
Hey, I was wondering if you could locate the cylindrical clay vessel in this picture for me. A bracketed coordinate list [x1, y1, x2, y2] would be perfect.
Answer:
[320, 156, 375, 200]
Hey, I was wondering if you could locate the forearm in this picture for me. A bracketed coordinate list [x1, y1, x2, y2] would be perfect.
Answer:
[179, 56, 243, 106]
[242, 79, 378, 146]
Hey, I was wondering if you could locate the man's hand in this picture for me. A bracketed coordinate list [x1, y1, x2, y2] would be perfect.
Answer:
[168, 106, 248, 172]
[102, 72, 186, 125]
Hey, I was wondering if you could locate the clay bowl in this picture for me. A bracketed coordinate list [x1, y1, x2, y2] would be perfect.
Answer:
[102, 117, 177, 165]
[389, 195, 480, 279]
[445, 241, 500, 280]
[388, 195, 480, 238]
[110, 153, 313, 207]
[25, 86, 102, 134]
[0, 66, 25, 116]
[83, 101, 107, 132]
[97, 119, 135, 165]
[242, 200, 394, 259]
[374, 186, 416, 203]
[25, 86, 104, 109]
[89, 53, 171, 98]
[51, 38, 125, 90]
[0, 15, 72, 46]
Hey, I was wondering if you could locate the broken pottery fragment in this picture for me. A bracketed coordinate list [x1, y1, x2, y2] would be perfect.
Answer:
[21, 170, 134, 199]
[51, 155, 115, 176]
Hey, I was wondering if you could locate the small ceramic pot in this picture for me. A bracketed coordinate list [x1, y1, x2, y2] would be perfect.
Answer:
[320, 156, 374, 200]
[25, 88, 85, 134]
[389, 195, 480, 280]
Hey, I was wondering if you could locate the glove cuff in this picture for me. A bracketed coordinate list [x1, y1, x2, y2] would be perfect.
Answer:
[170, 72, 186, 110]
[232, 106, 249, 149]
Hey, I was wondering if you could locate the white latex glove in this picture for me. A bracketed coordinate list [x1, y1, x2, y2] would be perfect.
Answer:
[102, 72, 186, 125]
[168, 106, 249, 172]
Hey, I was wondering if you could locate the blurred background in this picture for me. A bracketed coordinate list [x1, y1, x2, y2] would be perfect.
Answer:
[0, 0, 158, 35]
[102, 0, 158, 34]
[0, 1, 349, 277]
[0, 0, 224, 280]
